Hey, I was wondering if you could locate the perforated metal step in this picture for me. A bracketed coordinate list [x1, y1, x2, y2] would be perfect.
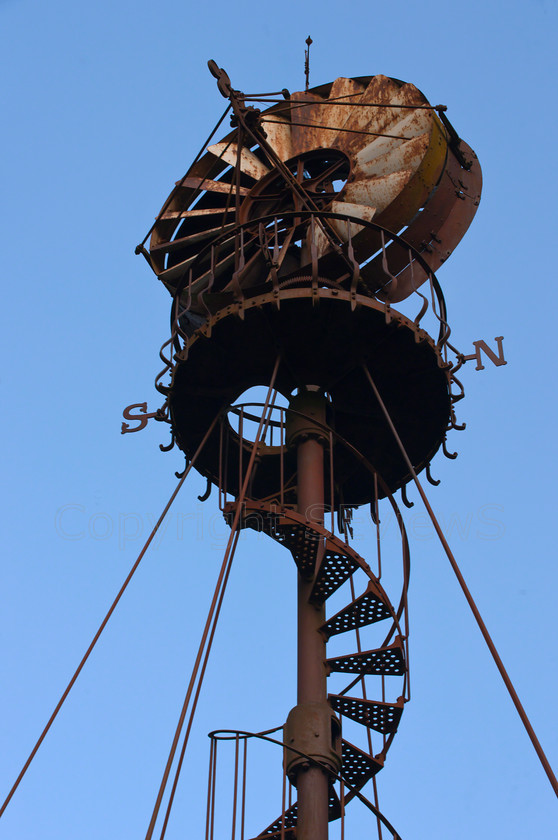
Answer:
[223, 502, 370, 589]
[272, 520, 321, 579]
[340, 739, 384, 789]
[253, 784, 341, 838]
[326, 637, 406, 677]
[328, 695, 404, 734]
[309, 540, 364, 605]
[223, 501, 321, 578]
[321, 581, 392, 638]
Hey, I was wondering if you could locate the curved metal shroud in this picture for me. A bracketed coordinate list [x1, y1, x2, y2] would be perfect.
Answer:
[146, 73, 481, 309]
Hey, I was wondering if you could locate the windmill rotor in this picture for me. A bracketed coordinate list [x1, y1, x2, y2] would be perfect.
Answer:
[148, 73, 480, 315]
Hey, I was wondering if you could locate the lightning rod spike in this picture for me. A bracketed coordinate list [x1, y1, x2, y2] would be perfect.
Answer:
[304, 36, 313, 92]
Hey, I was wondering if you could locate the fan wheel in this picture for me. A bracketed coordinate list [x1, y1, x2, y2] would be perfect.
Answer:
[239, 148, 351, 220]
[148, 73, 480, 311]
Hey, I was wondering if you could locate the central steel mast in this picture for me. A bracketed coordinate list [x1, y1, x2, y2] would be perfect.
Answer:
[292, 391, 330, 840]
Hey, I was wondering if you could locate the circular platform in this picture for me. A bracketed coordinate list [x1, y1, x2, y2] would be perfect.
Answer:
[169, 288, 450, 506]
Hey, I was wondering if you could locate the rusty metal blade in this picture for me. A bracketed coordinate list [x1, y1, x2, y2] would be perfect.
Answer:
[309, 77, 367, 149]
[287, 91, 325, 158]
[207, 142, 270, 181]
[150, 223, 236, 254]
[259, 114, 294, 162]
[179, 176, 250, 196]
[333, 77, 427, 158]
[353, 132, 429, 181]
[160, 206, 237, 221]
[376, 140, 482, 302]
[344, 169, 414, 215]
[352, 108, 432, 168]
[327, 200, 377, 242]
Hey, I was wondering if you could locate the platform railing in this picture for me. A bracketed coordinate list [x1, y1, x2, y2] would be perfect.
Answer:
[205, 728, 404, 840]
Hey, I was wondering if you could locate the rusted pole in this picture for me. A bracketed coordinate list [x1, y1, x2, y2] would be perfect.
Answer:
[296, 430, 329, 840]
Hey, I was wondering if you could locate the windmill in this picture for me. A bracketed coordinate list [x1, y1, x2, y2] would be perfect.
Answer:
[3, 60, 554, 840]
[132, 65, 485, 838]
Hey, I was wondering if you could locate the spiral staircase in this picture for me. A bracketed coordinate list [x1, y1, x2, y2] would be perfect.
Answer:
[223, 497, 409, 838]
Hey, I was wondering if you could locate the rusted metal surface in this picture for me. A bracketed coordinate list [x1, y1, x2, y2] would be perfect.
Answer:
[373, 140, 482, 302]
[331, 76, 423, 158]
[145, 73, 480, 305]
[288, 77, 367, 154]
[258, 113, 294, 162]
[286, 91, 327, 158]
[207, 141, 271, 181]
[344, 168, 414, 216]
[353, 132, 429, 181]
[372, 113, 447, 233]
[179, 175, 251, 196]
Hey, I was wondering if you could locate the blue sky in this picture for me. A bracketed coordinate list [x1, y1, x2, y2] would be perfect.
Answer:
[1, 0, 557, 837]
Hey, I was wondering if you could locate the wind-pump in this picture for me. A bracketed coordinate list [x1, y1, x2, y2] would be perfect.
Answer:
[121, 61, 554, 838]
